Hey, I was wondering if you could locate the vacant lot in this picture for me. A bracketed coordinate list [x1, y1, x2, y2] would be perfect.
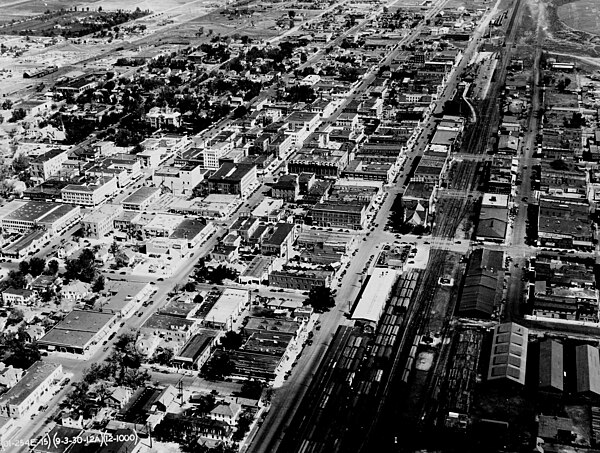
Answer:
[0, 0, 217, 25]
[557, 0, 600, 35]
[189, 6, 322, 40]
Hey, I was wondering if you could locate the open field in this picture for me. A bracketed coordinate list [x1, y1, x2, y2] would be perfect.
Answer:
[0, 10, 148, 37]
[188, 5, 321, 40]
[557, 0, 600, 35]
[0, 0, 221, 24]
[0, 0, 72, 24]
[445, 0, 494, 9]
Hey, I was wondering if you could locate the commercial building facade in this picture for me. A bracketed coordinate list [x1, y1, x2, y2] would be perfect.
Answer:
[0, 362, 63, 419]
[311, 201, 367, 230]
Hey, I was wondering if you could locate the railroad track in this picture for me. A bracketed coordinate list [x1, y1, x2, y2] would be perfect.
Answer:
[461, 0, 523, 156]
[432, 196, 474, 239]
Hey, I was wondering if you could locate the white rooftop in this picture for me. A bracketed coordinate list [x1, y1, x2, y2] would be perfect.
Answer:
[482, 193, 509, 208]
[205, 288, 248, 325]
[351, 268, 397, 324]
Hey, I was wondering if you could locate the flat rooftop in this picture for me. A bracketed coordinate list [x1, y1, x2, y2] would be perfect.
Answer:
[264, 223, 295, 247]
[245, 317, 300, 335]
[101, 280, 149, 312]
[4, 201, 59, 223]
[38, 328, 97, 349]
[297, 229, 354, 245]
[345, 160, 393, 173]
[242, 256, 273, 279]
[122, 187, 160, 205]
[0, 361, 61, 407]
[431, 129, 460, 146]
[2, 229, 47, 254]
[203, 194, 239, 205]
[352, 268, 397, 323]
[144, 214, 184, 232]
[38, 204, 79, 224]
[208, 163, 256, 183]
[49, 309, 115, 333]
[170, 218, 209, 240]
[83, 203, 122, 222]
[312, 201, 365, 213]
[0, 200, 27, 220]
[482, 193, 509, 208]
[205, 289, 248, 325]
[30, 148, 66, 163]
[160, 298, 198, 318]
[252, 198, 283, 218]
[142, 313, 196, 331]
[290, 147, 347, 164]
[176, 329, 218, 360]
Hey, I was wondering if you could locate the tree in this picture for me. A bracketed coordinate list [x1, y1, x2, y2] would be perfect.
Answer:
[304, 285, 335, 312]
[8, 108, 26, 122]
[284, 85, 315, 103]
[110, 333, 145, 385]
[1, 100, 13, 110]
[203, 352, 234, 380]
[288, 10, 296, 19]
[412, 225, 425, 235]
[239, 379, 264, 399]
[12, 154, 29, 173]
[92, 275, 105, 293]
[6, 270, 26, 289]
[83, 362, 113, 384]
[65, 248, 98, 283]
[233, 105, 248, 119]
[183, 281, 196, 292]
[188, 392, 216, 416]
[233, 410, 253, 441]
[18, 260, 30, 276]
[564, 112, 586, 129]
[388, 205, 405, 232]
[2, 330, 41, 369]
[47, 259, 59, 275]
[207, 265, 238, 285]
[153, 347, 174, 366]
[40, 287, 55, 303]
[220, 331, 243, 350]
[6, 308, 24, 326]
[122, 368, 151, 388]
[29, 257, 46, 277]
[114, 251, 129, 268]
[63, 381, 96, 418]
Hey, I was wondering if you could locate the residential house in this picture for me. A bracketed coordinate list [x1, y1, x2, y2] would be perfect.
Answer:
[107, 387, 133, 410]
[209, 403, 241, 426]
[60, 281, 91, 301]
[1, 288, 35, 305]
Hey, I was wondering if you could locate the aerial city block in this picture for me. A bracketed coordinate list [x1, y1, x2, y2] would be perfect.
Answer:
[0, 0, 597, 451]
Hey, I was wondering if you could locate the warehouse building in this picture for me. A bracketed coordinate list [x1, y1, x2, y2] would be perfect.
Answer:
[487, 322, 528, 385]
[538, 339, 563, 392]
[575, 344, 600, 397]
